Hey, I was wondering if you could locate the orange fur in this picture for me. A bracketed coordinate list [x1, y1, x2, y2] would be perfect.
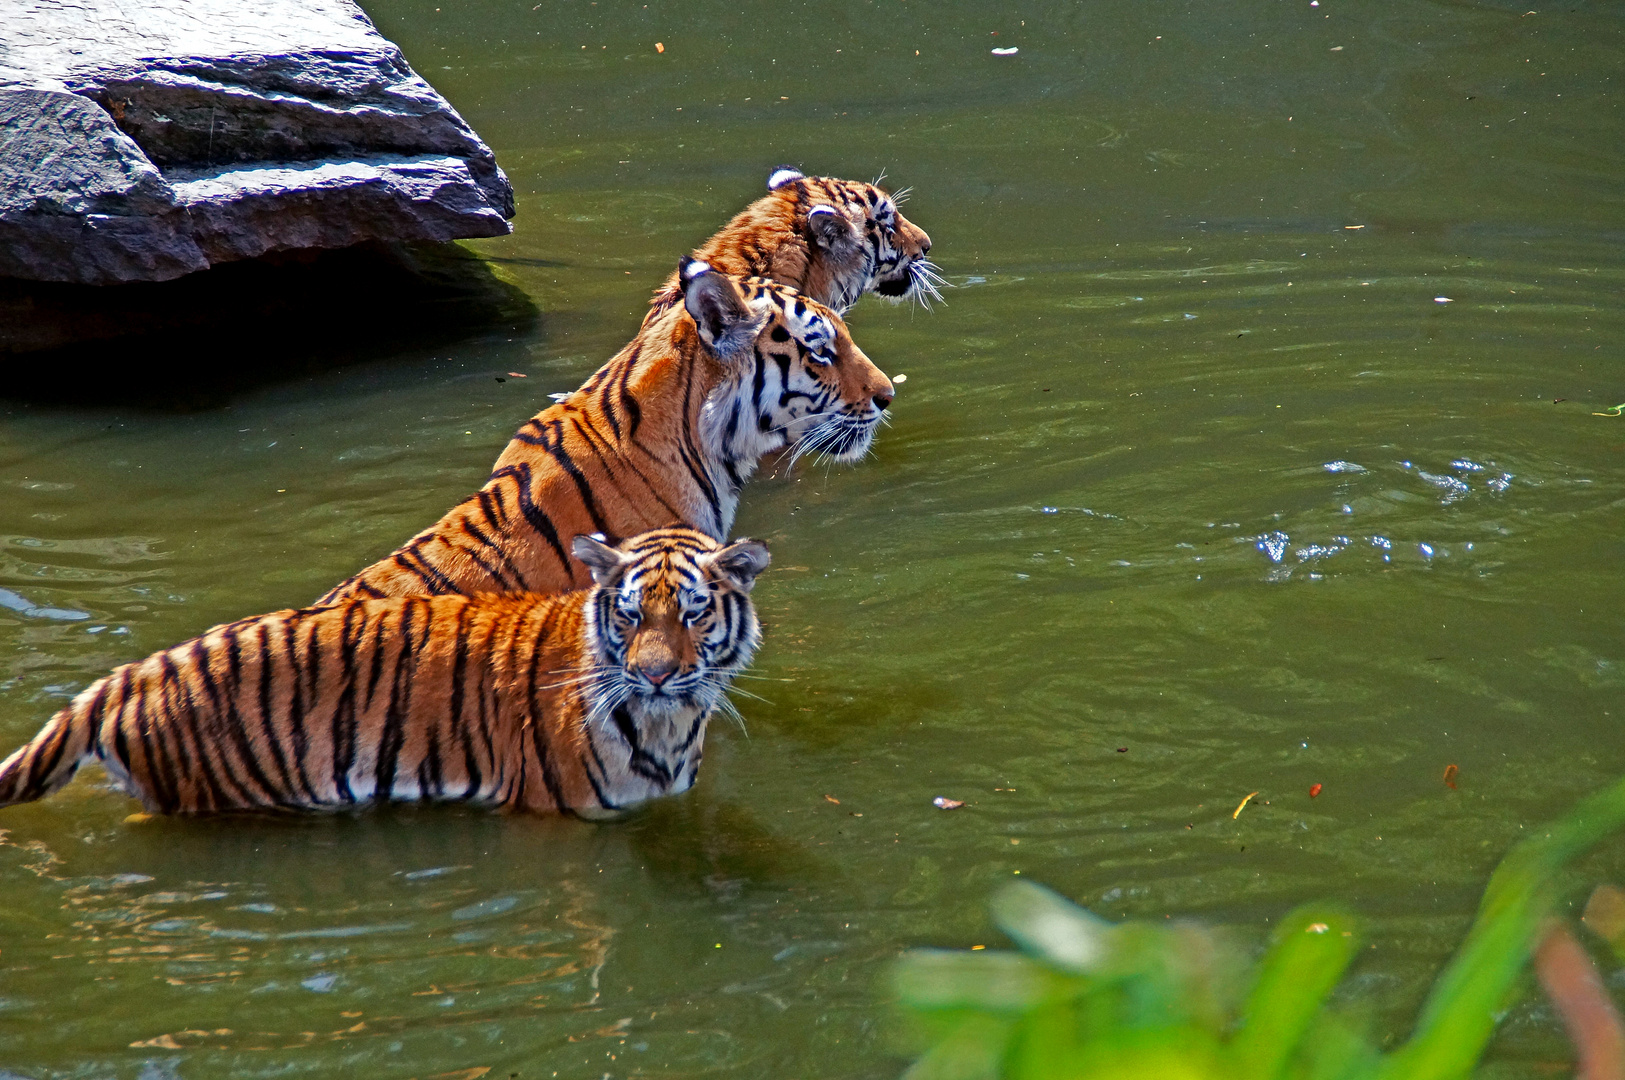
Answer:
[316, 268, 890, 605]
[0, 528, 767, 817]
[646, 168, 938, 321]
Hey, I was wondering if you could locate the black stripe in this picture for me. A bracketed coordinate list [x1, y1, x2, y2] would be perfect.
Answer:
[524, 418, 612, 535]
[329, 603, 365, 803]
[213, 631, 283, 806]
[131, 674, 179, 813]
[461, 497, 528, 589]
[440, 601, 471, 800]
[523, 604, 578, 815]
[163, 652, 241, 810]
[580, 728, 622, 811]
[492, 463, 574, 577]
[508, 417, 548, 446]
[187, 638, 274, 807]
[373, 601, 421, 799]
[275, 619, 321, 804]
[568, 412, 686, 522]
[391, 543, 462, 596]
[614, 344, 643, 440]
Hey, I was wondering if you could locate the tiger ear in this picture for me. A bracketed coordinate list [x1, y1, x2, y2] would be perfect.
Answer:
[681, 258, 765, 361]
[807, 204, 860, 258]
[767, 166, 804, 190]
[702, 539, 771, 593]
[571, 533, 628, 585]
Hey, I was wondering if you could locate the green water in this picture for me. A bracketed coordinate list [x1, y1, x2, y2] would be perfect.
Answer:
[3, 0, 1624, 1075]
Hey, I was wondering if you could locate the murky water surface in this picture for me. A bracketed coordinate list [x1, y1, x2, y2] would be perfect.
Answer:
[3, 1, 1623, 1075]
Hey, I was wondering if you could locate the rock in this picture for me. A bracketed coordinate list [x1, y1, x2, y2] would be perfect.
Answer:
[0, 0, 515, 285]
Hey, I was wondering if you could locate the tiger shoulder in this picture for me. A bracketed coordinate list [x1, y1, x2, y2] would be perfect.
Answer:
[316, 261, 891, 605]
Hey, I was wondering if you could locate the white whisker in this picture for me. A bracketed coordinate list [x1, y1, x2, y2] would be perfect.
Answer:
[713, 695, 750, 737]
[722, 684, 773, 705]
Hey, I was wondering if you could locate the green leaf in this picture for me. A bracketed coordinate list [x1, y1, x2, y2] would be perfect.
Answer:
[990, 880, 1111, 973]
[1229, 907, 1358, 1080]
[895, 948, 1061, 1014]
[902, 1013, 1018, 1080]
[1381, 772, 1625, 1080]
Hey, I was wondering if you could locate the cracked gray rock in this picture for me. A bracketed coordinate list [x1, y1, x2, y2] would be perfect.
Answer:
[0, 0, 514, 284]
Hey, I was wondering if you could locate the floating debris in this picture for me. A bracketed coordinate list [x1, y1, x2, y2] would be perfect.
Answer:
[1233, 791, 1260, 819]
[992, 47, 1019, 55]
[1310, 783, 1323, 798]
[933, 797, 965, 810]
[1443, 764, 1459, 790]
[824, 794, 841, 805]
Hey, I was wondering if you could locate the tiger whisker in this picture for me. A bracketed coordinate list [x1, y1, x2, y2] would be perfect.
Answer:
[786, 420, 846, 471]
[721, 684, 773, 705]
[713, 695, 749, 737]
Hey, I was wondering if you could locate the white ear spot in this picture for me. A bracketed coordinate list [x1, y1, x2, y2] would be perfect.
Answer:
[808, 205, 837, 218]
[589, 532, 607, 542]
[768, 167, 805, 190]
[681, 259, 712, 281]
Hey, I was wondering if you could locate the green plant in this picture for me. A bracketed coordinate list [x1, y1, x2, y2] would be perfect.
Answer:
[894, 774, 1625, 1080]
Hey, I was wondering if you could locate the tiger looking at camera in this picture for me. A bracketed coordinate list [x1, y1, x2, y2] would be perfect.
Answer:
[0, 527, 768, 817]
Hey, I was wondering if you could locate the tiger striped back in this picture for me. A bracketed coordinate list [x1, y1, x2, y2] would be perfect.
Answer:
[646, 167, 941, 320]
[314, 260, 890, 605]
[0, 528, 768, 817]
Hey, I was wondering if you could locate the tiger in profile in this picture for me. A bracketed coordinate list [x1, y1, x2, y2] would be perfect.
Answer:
[645, 166, 942, 322]
[314, 258, 892, 605]
[0, 527, 767, 817]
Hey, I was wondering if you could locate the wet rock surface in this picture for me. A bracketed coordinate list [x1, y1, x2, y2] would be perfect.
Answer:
[0, 0, 514, 285]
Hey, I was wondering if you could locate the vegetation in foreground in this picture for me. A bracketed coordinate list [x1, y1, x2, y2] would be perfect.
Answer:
[894, 777, 1625, 1079]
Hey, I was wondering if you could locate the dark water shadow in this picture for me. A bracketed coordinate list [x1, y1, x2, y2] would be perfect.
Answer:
[0, 241, 540, 410]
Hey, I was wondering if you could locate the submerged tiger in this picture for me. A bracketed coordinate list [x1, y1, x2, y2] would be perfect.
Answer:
[645, 166, 942, 322]
[0, 528, 768, 817]
[315, 259, 891, 605]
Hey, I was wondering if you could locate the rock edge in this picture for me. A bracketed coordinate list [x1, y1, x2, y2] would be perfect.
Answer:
[0, 0, 515, 285]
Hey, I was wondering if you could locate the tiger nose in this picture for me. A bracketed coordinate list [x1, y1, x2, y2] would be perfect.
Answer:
[642, 659, 677, 686]
[872, 390, 893, 411]
[919, 231, 932, 255]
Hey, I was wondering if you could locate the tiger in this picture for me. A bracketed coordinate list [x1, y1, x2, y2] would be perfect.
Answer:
[644, 166, 942, 323]
[0, 527, 768, 817]
[313, 258, 892, 605]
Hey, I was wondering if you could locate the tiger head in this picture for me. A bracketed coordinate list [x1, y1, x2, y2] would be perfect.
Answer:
[680, 256, 896, 475]
[573, 527, 768, 720]
[762, 167, 942, 312]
